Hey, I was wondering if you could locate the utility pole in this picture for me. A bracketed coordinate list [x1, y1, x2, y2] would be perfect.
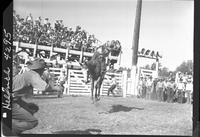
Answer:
[131, 0, 142, 96]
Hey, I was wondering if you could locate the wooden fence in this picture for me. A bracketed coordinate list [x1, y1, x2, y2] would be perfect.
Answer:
[32, 67, 129, 97]
[13, 41, 120, 63]
[13, 41, 129, 96]
[67, 69, 128, 97]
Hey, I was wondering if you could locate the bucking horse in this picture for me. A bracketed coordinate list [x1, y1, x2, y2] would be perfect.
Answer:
[80, 40, 121, 103]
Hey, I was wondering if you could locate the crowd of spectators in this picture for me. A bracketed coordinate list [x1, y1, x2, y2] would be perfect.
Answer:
[13, 11, 99, 52]
[137, 72, 193, 104]
[13, 11, 123, 72]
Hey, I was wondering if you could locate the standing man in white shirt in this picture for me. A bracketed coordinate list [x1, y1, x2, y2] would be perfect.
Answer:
[185, 79, 193, 104]
[146, 76, 153, 100]
[137, 77, 143, 98]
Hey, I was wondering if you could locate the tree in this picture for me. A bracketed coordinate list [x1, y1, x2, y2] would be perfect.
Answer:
[158, 67, 170, 77]
[175, 60, 193, 74]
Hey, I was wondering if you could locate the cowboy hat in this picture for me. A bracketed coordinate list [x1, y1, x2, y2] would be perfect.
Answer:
[27, 58, 47, 70]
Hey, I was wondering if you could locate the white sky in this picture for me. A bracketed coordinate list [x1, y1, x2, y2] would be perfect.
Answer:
[14, 0, 194, 71]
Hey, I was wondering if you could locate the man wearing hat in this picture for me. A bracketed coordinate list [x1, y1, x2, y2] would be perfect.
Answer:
[107, 74, 117, 96]
[57, 68, 68, 96]
[176, 78, 185, 103]
[12, 58, 63, 135]
[166, 78, 176, 103]
[156, 78, 165, 101]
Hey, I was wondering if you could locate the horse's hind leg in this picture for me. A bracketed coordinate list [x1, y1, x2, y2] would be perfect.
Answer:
[96, 83, 100, 101]
[94, 81, 99, 102]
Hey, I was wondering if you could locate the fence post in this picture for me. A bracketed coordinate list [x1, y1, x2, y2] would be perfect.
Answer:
[65, 47, 69, 61]
[15, 41, 20, 52]
[118, 51, 122, 66]
[67, 70, 71, 95]
[33, 41, 38, 58]
[50, 43, 54, 58]
[122, 70, 127, 98]
[79, 47, 84, 63]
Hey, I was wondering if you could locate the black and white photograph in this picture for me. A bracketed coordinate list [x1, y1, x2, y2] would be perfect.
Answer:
[8, 0, 195, 135]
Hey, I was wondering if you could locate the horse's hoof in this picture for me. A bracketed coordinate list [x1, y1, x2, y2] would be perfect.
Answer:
[95, 97, 100, 102]
[91, 98, 94, 103]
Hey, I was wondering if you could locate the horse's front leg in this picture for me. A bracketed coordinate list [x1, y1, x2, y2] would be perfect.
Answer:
[91, 79, 94, 102]
[97, 76, 104, 101]
[97, 84, 101, 101]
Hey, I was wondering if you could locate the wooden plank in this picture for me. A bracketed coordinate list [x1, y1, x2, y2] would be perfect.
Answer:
[69, 93, 90, 96]
[70, 75, 84, 77]
[49, 68, 62, 70]
[70, 85, 87, 88]
[13, 42, 119, 63]
[70, 84, 86, 86]
[69, 91, 90, 94]
[69, 89, 88, 92]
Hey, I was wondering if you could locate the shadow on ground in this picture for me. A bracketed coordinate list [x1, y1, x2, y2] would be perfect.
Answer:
[52, 129, 102, 134]
[108, 104, 144, 113]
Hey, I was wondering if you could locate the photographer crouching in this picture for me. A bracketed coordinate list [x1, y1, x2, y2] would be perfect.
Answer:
[12, 58, 63, 135]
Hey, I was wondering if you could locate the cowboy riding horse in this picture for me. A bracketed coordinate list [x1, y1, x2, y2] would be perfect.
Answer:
[81, 40, 121, 103]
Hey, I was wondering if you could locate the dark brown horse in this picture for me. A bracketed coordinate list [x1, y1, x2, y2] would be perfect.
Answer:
[79, 41, 121, 103]
[82, 43, 111, 103]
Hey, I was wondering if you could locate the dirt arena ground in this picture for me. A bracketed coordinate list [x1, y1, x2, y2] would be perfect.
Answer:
[23, 95, 192, 135]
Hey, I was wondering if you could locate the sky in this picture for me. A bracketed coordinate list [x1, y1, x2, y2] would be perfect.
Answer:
[14, 0, 194, 71]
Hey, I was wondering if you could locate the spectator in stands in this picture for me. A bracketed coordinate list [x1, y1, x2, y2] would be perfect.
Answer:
[13, 12, 101, 52]
[26, 13, 33, 24]
[43, 18, 49, 27]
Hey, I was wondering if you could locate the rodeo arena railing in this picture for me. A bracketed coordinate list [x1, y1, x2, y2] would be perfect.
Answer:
[13, 41, 125, 97]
